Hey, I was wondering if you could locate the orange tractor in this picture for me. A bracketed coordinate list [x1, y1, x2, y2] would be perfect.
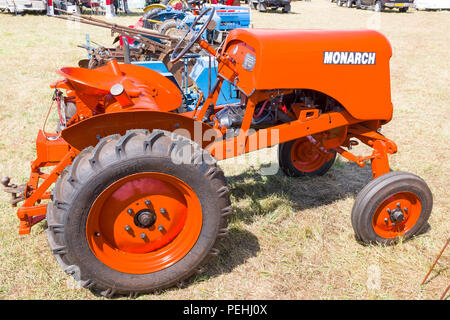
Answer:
[2, 8, 433, 297]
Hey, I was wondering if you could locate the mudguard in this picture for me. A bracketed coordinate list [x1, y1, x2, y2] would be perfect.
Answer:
[61, 110, 218, 151]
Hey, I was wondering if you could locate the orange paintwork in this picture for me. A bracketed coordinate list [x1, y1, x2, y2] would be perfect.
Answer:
[220, 29, 393, 121]
[57, 60, 182, 113]
[60, 110, 216, 151]
[86, 172, 202, 274]
[14, 27, 400, 237]
[290, 137, 334, 173]
[371, 192, 422, 239]
[34, 130, 70, 166]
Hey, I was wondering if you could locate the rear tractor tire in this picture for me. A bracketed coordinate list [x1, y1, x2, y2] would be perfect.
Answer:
[46, 129, 232, 297]
[278, 137, 337, 177]
[351, 172, 433, 245]
[282, 4, 291, 13]
[142, 8, 163, 30]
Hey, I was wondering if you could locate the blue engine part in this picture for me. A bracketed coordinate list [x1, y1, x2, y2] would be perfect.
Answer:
[147, 4, 250, 36]
[189, 56, 239, 107]
[182, 5, 251, 32]
[131, 56, 239, 111]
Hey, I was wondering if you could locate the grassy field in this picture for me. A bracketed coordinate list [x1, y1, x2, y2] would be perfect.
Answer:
[0, 0, 449, 300]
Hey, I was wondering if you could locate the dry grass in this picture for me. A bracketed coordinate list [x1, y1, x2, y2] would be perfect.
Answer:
[0, 0, 449, 300]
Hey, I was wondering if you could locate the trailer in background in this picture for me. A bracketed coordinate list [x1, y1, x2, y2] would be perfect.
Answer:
[0, 0, 47, 13]
[414, 0, 450, 10]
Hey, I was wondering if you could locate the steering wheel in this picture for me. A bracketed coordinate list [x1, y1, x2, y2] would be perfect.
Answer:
[170, 7, 215, 64]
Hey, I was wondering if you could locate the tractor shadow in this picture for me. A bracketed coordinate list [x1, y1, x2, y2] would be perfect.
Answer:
[225, 158, 431, 244]
[156, 227, 260, 295]
[171, 159, 374, 289]
[226, 157, 373, 224]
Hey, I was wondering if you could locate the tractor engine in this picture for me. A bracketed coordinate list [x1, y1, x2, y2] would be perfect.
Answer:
[216, 89, 342, 132]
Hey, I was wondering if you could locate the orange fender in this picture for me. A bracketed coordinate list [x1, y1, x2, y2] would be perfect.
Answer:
[61, 110, 218, 151]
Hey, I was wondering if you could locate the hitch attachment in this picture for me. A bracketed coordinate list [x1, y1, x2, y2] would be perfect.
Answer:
[1, 177, 26, 207]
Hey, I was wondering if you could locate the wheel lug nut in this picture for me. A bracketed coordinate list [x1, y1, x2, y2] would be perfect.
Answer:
[127, 208, 134, 215]
[145, 200, 152, 206]
[94, 232, 100, 237]
[386, 209, 391, 214]
[384, 218, 388, 223]
[158, 225, 164, 232]
[125, 225, 131, 231]
[404, 207, 408, 212]
[396, 203, 401, 208]
[160, 208, 167, 214]
[140, 233, 147, 239]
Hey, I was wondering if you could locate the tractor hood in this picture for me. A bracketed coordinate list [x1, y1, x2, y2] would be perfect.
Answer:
[220, 29, 393, 121]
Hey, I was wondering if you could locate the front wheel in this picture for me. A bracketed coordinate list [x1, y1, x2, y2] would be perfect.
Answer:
[46, 129, 232, 297]
[351, 172, 433, 245]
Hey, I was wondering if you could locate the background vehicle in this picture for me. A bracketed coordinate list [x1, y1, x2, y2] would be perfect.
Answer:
[414, 0, 450, 10]
[355, 0, 414, 12]
[0, 0, 46, 14]
[337, 0, 356, 7]
[250, 0, 291, 13]
[142, 3, 250, 45]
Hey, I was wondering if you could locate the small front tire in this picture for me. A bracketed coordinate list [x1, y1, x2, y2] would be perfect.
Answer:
[351, 172, 433, 245]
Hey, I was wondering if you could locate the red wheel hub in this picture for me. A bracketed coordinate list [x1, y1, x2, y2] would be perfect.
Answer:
[86, 172, 202, 274]
[290, 137, 332, 172]
[372, 192, 422, 239]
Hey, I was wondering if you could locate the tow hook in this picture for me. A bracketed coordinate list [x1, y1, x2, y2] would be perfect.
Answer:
[1, 176, 26, 207]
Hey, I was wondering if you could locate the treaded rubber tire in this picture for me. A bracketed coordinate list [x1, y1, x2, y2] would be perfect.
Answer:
[351, 171, 433, 245]
[257, 2, 267, 12]
[282, 4, 291, 13]
[46, 129, 232, 298]
[374, 1, 383, 12]
[278, 139, 337, 177]
[158, 19, 178, 35]
[143, 8, 163, 29]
